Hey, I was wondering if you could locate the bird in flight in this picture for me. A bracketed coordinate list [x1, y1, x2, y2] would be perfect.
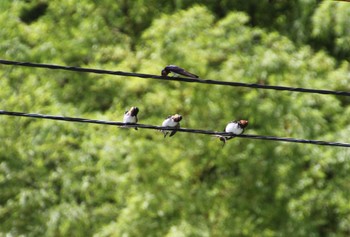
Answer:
[214, 120, 249, 146]
[161, 65, 199, 78]
[123, 106, 139, 130]
[161, 114, 183, 138]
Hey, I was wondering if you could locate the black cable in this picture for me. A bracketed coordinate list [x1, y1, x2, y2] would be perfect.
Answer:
[1, 59, 350, 97]
[0, 110, 349, 148]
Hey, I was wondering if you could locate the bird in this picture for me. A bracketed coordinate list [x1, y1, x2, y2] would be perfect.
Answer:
[161, 65, 199, 78]
[214, 120, 249, 146]
[123, 106, 139, 130]
[161, 114, 182, 138]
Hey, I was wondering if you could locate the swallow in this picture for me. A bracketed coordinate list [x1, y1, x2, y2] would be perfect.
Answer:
[161, 65, 199, 78]
[123, 106, 139, 130]
[161, 114, 182, 138]
[214, 120, 249, 146]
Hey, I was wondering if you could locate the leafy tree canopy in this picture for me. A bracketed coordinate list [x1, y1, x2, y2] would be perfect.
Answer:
[0, 1, 350, 236]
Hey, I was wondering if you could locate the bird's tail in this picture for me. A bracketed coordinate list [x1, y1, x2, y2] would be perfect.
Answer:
[212, 135, 235, 147]
[120, 123, 138, 130]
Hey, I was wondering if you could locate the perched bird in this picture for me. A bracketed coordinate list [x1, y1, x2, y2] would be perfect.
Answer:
[161, 114, 182, 138]
[123, 106, 139, 130]
[215, 120, 249, 146]
[161, 65, 199, 78]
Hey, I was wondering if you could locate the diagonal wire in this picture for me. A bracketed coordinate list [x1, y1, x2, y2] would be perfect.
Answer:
[0, 110, 349, 147]
[1, 59, 350, 97]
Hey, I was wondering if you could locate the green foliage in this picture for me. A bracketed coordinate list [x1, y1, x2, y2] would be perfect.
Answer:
[312, 1, 350, 58]
[1, 1, 350, 237]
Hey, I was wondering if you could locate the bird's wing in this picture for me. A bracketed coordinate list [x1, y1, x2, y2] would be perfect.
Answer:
[179, 69, 198, 78]
[134, 116, 138, 130]
[171, 66, 199, 78]
[169, 123, 180, 137]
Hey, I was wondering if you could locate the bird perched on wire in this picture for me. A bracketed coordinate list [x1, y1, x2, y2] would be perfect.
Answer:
[161, 65, 199, 78]
[214, 120, 249, 146]
[161, 114, 182, 138]
[123, 106, 139, 130]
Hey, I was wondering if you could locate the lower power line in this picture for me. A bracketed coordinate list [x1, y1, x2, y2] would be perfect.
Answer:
[0, 110, 349, 148]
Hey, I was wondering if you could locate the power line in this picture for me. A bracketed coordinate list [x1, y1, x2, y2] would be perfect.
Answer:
[0, 110, 349, 148]
[1, 59, 350, 97]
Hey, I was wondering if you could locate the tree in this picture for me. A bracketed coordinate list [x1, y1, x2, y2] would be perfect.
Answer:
[1, 2, 350, 236]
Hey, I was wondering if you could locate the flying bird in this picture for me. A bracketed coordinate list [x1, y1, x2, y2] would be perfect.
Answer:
[123, 106, 139, 130]
[214, 120, 249, 146]
[161, 114, 182, 138]
[161, 65, 199, 78]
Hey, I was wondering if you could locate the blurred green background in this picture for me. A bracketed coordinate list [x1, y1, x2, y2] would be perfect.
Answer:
[1, 0, 350, 236]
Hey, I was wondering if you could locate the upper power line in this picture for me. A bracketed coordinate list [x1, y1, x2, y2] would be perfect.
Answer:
[0, 110, 349, 148]
[1, 59, 350, 97]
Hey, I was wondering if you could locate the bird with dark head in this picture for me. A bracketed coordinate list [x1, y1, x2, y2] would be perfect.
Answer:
[161, 114, 182, 138]
[161, 65, 199, 78]
[123, 106, 139, 130]
[214, 120, 249, 146]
